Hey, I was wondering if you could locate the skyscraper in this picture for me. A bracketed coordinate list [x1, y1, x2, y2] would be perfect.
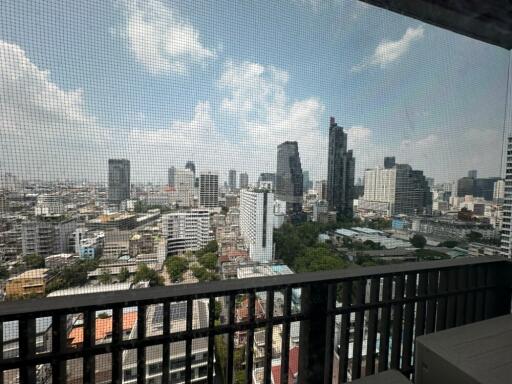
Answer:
[501, 137, 512, 258]
[302, 171, 311, 192]
[240, 189, 274, 263]
[108, 159, 130, 204]
[258, 173, 276, 189]
[276, 141, 303, 213]
[168, 166, 176, 188]
[199, 172, 219, 208]
[185, 161, 196, 178]
[384, 156, 396, 169]
[239, 172, 249, 189]
[468, 169, 478, 179]
[327, 117, 355, 217]
[228, 169, 237, 191]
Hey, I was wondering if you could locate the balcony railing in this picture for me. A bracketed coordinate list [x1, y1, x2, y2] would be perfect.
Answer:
[0, 256, 510, 384]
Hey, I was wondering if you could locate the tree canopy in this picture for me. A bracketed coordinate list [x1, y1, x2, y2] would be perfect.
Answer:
[293, 246, 347, 273]
[24, 253, 45, 269]
[410, 234, 427, 249]
[133, 263, 164, 286]
[198, 252, 218, 270]
[165, 256, 188, 282]
[118, 267, 130, 283]
[98, 269, 112, 284]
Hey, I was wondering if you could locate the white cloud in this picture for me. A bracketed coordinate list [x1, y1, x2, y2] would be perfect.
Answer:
[352, 25, 424, 72]
[217, 60, 327, 178]
[121, 0, 215, 74]
[0, 41, 110, 180]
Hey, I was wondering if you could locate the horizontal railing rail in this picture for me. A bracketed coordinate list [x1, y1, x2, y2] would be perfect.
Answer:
[0, 256, 510, 384]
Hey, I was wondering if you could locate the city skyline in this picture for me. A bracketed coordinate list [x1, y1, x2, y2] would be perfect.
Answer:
[1, 0, 510, 184]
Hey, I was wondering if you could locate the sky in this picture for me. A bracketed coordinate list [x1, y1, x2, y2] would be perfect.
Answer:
[0, 0, 511, 185]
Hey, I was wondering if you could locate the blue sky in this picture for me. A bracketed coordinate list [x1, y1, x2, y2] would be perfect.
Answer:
[0, 0, 510, 184]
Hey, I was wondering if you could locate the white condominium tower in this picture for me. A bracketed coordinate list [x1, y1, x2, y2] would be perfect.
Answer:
[199, 172, 219, 208]
[240, 189, 274, 263]
[162, 209, 210, 256]
[501, 136, 512, 259]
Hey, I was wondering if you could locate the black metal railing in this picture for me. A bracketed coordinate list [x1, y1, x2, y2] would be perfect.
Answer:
[0, 256, 511, 384]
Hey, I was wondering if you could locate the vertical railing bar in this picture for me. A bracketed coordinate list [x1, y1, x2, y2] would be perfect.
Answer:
[455, 267, 468, 326]
[111, 306, 123, 384]
[245, 291, 256, 384]
[415, 272, 428, 338]
[263, 290, 275, 384]
[338, 280, 352, 383]
[227, 293, 236, 384]
[207, 297, 215, 383]
[446, 269, 458, 329]
[19, 317, 36, 384]
[465, 266, 477, 324]
[484, 265, 498, 319]
[185, 298, 193, 384]
[280, 287, 291, 384]
[390, 275, 404, 370]
[323, 284, 336, 384]
[425, 271, 438, 334]
[402, 273, 416, 373]
[378, 276, 392, 372]
[136, 305, 146, 384]
[51, 313, 67, 384]
[351, 279, 366, 380]
[475, 266, 486, 321]
[435, 270, 448, 332]
[161, 301, 170, 384]
[0, 321, 3, 384]
[365, 277, 380, 376]
[83, 310, 96, 384]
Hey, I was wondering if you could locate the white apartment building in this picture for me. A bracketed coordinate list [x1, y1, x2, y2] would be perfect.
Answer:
[174, 168, 195, 207]
[162, 209, 210, 256]
[199, 172, 219, 208]
[240, 189, 274, 263]
[493, 179, 505, 202]
[501, 137, 512, 258]
[35, 194, 64, 216]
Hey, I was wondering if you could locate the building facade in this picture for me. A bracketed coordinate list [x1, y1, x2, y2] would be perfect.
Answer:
[228, 169, 237, 191]
[239, 172, 249, 189]
[168, 166, 176, 188]
[501, 137, 512, 258]
[108, 159, 130, 204]
[199, 172, 219, 208]
[275, 141, 303, 213]
[326, 117, 355, 217]
[21, 218, 77, 257]
[34, 194, 63, 216]
[240, 189, 274, 263]
[162, 210, 210, 256]
[174, 168, 195, 207]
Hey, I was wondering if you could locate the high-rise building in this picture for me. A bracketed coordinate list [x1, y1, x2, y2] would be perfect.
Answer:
[468, 169, 478, 179]
[302, 171, 311, 192]
[108, 159, 130, 204]
[168, 166, 176, 188]
[457, 175, 500, 200]
[185, 161, 196, 177]
[199, 172, 219, 208]
[240, 189, 274, 263]
[276, 141, 303, 213]
[327, 117, 355, 217]
[239, 172, 249, 189]
[174, 169, 195, 207]
[493, 179, 505, 203]
[162, 209, 210, 256]
[384, 156, 396, 169]
[228, 169, 237, 191]
[501, 137, 512, 259]
[359, 160, 432, 215]
[21, 218, 77, 257]
[315, 180, 328, 200]
[258, 173, 276, 189]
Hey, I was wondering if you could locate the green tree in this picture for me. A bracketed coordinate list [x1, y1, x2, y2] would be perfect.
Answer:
[410, 234, 427, 249]
[24, 253, 45, 269]
[118, 267, 130, 283]
[466, 231, 483, 242]
[294, 246, 347, 272]
[165, 256, 188, 282]
[439, 240, 459, 248]
[0, 265, 9, 280]
[133, 263, 164, 286]
[198, 252, 217, 270]
[45, 261, 94, 293]
[98, 269, 112, 284]
[191, 265, 217, 282]
[204, 240, 219, 254]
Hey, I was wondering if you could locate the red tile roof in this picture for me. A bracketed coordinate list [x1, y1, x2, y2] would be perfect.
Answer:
[272, 346, 299, 384]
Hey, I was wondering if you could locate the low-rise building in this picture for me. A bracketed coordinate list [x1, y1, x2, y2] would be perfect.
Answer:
[5, 268, 53, 299]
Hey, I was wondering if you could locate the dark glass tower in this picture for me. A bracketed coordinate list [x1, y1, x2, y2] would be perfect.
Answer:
[276, 141, 303, 212]
[108, 159, 130, 204]
[327, 117, 355, 217]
